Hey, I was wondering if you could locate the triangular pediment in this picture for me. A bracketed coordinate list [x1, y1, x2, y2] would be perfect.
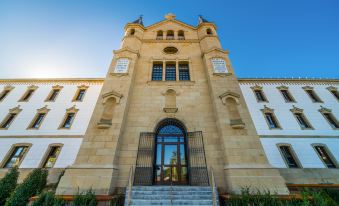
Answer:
[146, 19, 197, 31]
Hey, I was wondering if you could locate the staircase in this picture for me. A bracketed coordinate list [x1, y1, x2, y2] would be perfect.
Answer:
[124, 186, 219, 206]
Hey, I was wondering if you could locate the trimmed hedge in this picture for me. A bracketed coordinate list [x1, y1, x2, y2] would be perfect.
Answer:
[0, 167, 19, 205]
[73, 189, 97, 206]
[32, 191, 65, 206]
[5, 168, 48, 206]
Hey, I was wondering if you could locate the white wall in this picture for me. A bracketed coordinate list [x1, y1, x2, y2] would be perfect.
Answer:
[240, 82, 339, 136]
[0, 81, 103, 136]
[261, 138, 339, 168]
[0, 138, 82, 168]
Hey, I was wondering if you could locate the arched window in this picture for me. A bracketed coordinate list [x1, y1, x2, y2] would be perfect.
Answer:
[206, 28, 213, 35]
[156, 30, 163, 40]
[155, 119, 187, 184]
[166, 30, 174, 40]
[178, 30, 185, 40]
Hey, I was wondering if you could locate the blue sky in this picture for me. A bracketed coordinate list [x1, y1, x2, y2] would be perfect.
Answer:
[0, 0, 338, 79]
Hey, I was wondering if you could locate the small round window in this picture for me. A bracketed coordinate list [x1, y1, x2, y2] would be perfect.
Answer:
[163, 47, 178, 54]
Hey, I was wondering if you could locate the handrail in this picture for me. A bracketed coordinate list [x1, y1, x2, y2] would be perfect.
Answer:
[126, 165, 135, 206]
[209, 167, 217, 206]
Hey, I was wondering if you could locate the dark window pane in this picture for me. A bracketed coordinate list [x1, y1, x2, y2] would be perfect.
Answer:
[4, 146, 29, 168]
[295, 113, 311, 128]
[76, 90, 86, 101]
[323, 113, 339, 128]
[165, 64, 176, 81]
[330, 90, 339, 100]
[1, 113, 17, 129]
[22, 90, 34, 101]
[152, 64, 163, 81]
[48, 90, 60, 101]
[0, 90, 10, 101]
[254, 90, 266, 101]
[179, 64, 190, 81]
[31, 113, 46, 129]
[281, 90, 293, 102]
[280, 146, 299, 168]
[62, 113, 75, 128]
[265, 113, 279, 128]
[315, 146, 336, 168]
[306, 90, 321, 102]
[43, 146, 61, 168]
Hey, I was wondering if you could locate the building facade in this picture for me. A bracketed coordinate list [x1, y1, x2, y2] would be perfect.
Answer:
[0, 14, 338, 196]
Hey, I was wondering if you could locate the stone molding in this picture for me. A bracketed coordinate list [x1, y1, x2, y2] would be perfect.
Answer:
[290, 105, 303, 113]
[102, 90, 123, 104]
[219, 91, 240, 104]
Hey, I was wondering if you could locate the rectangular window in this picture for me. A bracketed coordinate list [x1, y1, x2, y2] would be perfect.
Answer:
[264, 113, 280, 129]
[43, 146, 61, 168]
[152, 63, 163, 81]
[29, 113, 46, 129]
[0, 90, 10, 102]
[254, 90, 267, 102]
[314, 146, 336, 168]
[61, 113, 75, 129]
[279, 146, 299, 168]
[0, 113, 17, 129]
[305, 90, 322, 102]
[330, 90, 339, 101]
[75, 89, 86, 101]
[294, 113, 312, 129]
[20, 89, 35, 101]
[323, 113, 339, 129]
[4, 146, 29, 168]
[280, 90, 294, 102]
[47, 89, 60, 101]
[165, 63, 176, 81]
[179, 63, 190, 81]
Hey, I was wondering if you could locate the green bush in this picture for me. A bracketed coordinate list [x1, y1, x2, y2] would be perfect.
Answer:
[110, 195, 125, 206]
[5, 168, 48, 206]
[0, 167, 19, 205]
[32, 191, 65, 206]
[72, 189, 97, 206]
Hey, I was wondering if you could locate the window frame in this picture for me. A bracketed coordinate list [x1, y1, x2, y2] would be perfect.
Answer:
[319, 107, 339, 129]
[178, 62, 190, 81]
[18, 85, 38, 102]
[277, 86, 296, 103]
[72, 85, 89, 102]
[251, 85, 268, 102]
[0, 106, 22, 130]
[302, 86, 323, 103]
[45, 85, 63, 102]
[327, 86, 339, 101]
[0, 85, 14, 102]
[151, 62, 163, 81]
[39, 144, 63, 168]
[261, 106, 282, 129]
[27, 106, 50, 130]
[58, 106, 78, 130]
[1, 143, 32, 168]
[165, 62, 176, 81]
[277, 144, 302, 168]
[312, 144, 337, 168]
[290, 106, 314, 130]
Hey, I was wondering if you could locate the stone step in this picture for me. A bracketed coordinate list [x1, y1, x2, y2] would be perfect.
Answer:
[130, 199, 213, 205]
[132, 191, 212, 196]
[131, 194, 213, 200]
[131, 186, 212, 191]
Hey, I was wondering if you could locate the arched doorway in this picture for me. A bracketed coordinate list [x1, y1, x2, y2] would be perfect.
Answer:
[154, 118, 188, 185]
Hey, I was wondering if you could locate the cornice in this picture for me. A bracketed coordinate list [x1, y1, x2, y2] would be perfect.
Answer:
[0, 78, 104, 84]
[239, 78, 339, 84]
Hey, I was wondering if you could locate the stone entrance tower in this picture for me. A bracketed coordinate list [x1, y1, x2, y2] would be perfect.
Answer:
[56, 14, 289, 195]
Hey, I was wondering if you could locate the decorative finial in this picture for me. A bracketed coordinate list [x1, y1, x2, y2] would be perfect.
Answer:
[131, 15, 144, 26]
[198, 15, 210, 24]
[165, 13, 176, 20]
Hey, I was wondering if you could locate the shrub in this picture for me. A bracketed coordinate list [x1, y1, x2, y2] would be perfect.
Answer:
[0, 167, 19, 205]
[73, 189, 97, 206]
[32, 191, 65, 206]
[110, 195, 125, 206]
[5, 168, 48, 206]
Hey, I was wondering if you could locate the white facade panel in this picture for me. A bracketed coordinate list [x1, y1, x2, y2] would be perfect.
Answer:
[0, 81, 103, 136]
[240, 82, 339, 136]
[261, 138, 339, 168]
[0, 138, 82, 168]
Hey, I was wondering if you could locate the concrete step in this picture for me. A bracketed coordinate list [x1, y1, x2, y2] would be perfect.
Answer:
[131, 194, 213, 200]
[132, 191, 213, 196]
[130, 199, 213, 205]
